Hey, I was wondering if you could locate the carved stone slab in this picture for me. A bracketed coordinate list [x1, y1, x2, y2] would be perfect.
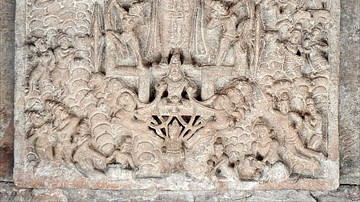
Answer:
[14, 0, 340, 190]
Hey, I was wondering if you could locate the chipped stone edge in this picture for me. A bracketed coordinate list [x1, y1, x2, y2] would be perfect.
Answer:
[13, 0, 27, 188]
[13, 0, 340, 191]
[327, 0, 341, 190]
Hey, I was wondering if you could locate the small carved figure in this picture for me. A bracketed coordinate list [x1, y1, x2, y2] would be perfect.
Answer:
[302, 25, 330, 78]
[300, 98, 323, 151]
[27, 111, 55, 162]
[161, 120, 186, 172]
[28, 38, 55, 94]
[46, 101, 80, 164]
[156, 53, 197, 104]
[282, 28, 307, 79]
[51, 33, 75, 98]
[73, 120, 108, 177]
[107, 135, 136, 170]
[251, 123, 279, 165]
[207, 137, 233, 179]
[270, 90, 324, 176]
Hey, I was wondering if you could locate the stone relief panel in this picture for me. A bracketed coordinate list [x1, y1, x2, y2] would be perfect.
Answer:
[14, 0, 339, 190]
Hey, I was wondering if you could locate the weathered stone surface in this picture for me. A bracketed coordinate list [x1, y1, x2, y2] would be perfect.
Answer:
[311, 185, 360, 202]
[1, 182, 359, 202]
[0, 182, 32, 201]
[61, 189, 317, 201]
[0, 0, 15, 181]
[13, 0, 340, 190]
[339, 0, 360, 185]
[31, 189, 68, 202]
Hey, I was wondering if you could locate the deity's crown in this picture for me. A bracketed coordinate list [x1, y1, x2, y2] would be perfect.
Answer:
[168, 120, 181, 138]
[169, 52, 181, 66]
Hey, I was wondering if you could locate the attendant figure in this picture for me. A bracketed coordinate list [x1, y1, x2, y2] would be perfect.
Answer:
[27, 111, 55, 162]
[28, 38, 55, 94]
[105, 0, 145, 68]
[268, 91, 324, 176]
[73, 120, 108, 177]
[300, 98, 323, 151]
[47, 102, 80, 165]
[207, 137, 234, 179]
[107, 135, 136, 169]
[206, 0, 249, 66]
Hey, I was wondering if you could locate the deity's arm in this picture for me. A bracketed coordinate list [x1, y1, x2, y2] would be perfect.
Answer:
[112, 1, 128, 18]
[113, 111, 149, 133]
[230, 0, 247, 14]
[105, 0, 128, 29]
[261, 111, 286, 144]
[207, 18, 223, 29]
[57, 116, 81, 140]
[289, 112, 303, 130]
[129, 3, 145, 24]
[185, 79, 197, 99]
[28, 128, 40, 144]
[155, 79, 167, 101]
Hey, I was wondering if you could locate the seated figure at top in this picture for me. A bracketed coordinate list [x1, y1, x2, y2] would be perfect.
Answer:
[156, 52, 197, 105]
